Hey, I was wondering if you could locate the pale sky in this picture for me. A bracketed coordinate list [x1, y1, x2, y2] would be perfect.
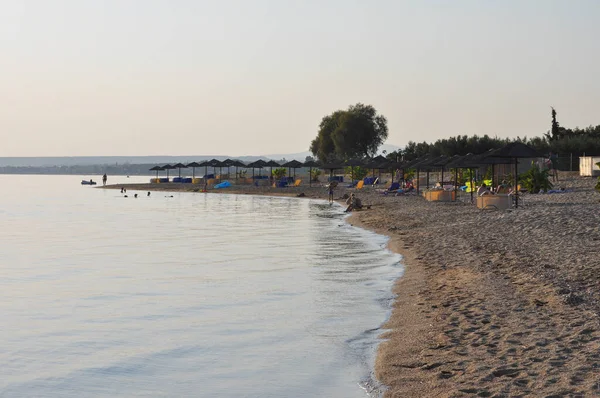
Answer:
[1, 0, 599, 157]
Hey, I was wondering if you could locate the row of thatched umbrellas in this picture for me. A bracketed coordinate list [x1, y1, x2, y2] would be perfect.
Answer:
[394, 142, 541, 208]
[148, 142, 539, 207]
[149, 156, 397, 187]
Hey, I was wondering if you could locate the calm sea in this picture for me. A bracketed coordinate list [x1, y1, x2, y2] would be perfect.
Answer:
[0, 175, 403, 398]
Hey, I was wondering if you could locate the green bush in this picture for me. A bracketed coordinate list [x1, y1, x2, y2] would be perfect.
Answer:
[272, 167, 286, 179]
[520, 164, 553, 193]
[310, 168, 321, 182]
[344, 166, 369, 181]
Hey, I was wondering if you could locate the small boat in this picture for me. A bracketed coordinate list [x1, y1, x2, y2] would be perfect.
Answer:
[81, 180, 97, 185]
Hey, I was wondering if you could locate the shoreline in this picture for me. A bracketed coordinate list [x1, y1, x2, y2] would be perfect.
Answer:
[101, 177, 600, 397]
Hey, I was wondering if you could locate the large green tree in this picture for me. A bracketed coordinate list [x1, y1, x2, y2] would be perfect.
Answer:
[310, 104, 388, 161]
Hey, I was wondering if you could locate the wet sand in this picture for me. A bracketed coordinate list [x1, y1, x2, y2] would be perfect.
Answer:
[102, 174, 600, 397]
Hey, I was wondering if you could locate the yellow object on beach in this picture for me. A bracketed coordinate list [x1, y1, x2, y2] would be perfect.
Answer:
[356, 180, 364, 189]
[294, 179, 301, 187]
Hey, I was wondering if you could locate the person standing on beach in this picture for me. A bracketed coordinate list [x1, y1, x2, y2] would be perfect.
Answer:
[328, 184, 334, 203]
[549, 152, 559, 182]
[102, 174, 107, 186]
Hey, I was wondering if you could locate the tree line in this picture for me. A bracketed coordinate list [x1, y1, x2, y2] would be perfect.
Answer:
[309, 104, 600, 169]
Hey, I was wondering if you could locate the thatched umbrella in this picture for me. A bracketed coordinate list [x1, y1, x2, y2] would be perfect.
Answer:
[446, 154, 474, 201]
[195, 160, 210, 179]
[162, 164, 176, 180]
[226, 159, 246, 181]
[320, 162, 344, 182]
[222, 159, 236, 180]
[246, 159, 267, 180]
[264, 160, 281, 183]
[447, 153, 498, 203]
[207, 159, 225, 181]
[344, 158, 365, 185]
[405, 156, 433, 193]
[281, 160, 303, 183]
[428, 155, 454, 188]
[149, 165, 163, 179]
[386, 160, 404, 183]
[488, 142, 542, 208]
[186, 162, 202, 179]
[303, 159, 321, 187]
[475, 148, 514, 189]
[173, 163, 188, 179]
[365, 155, 390, 183]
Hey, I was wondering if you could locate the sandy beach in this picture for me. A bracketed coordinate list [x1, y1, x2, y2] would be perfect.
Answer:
[102, 174, 600, 397]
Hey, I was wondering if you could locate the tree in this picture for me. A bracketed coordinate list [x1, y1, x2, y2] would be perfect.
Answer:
[545, 107, 572, 141]
[310, 104, 388, 161]
[310, 110, 343, 162]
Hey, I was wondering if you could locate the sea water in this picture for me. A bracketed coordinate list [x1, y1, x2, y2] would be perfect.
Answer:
[0, 175, 403, 398]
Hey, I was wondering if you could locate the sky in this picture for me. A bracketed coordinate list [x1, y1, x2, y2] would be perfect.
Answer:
[1, 0, 599, 157]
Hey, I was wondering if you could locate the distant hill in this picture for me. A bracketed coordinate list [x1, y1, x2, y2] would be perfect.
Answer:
[0, 143, 402, 168]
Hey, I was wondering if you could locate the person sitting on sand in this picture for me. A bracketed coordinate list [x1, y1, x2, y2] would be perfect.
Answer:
[496, 180, 509, 194]
[345, 193, 363, 212]
[477, 183, 492, 196]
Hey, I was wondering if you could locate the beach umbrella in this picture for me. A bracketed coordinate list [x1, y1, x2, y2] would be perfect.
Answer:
[385, 160, 404, 183]
[226, 159, 246, 181]
[186, 162, 202, 179]
[264, 160, 281, 183]
[429, 155, 453, 189]
[488, 142, 542, 208]
[246, 159, 267, 180]
[344, 158, 365, 185]
[282, 160, 303, 183]
[162, 164, 176, 180]
[195, 160, 210, 179]
[149, 165, 163, 179]
[206, 159, 225, 181]
[320, 162, 343, 183]
[173, 163, 188, 178]
[474, 148, 514, 189]
[446, 153, 497, 203]
[416, 155, 452, 189]
[446, 153, 477, 202]
[406, 156, 433, 193]
[222, 159, 234, 180]
[364, 155, 389, 183]
[303, 159, 321, 187]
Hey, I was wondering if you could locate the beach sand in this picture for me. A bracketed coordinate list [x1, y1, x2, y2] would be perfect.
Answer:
[102, 174, 600, 397]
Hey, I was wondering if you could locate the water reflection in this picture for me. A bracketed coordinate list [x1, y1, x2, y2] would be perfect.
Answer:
[0, 175, 402, 398]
